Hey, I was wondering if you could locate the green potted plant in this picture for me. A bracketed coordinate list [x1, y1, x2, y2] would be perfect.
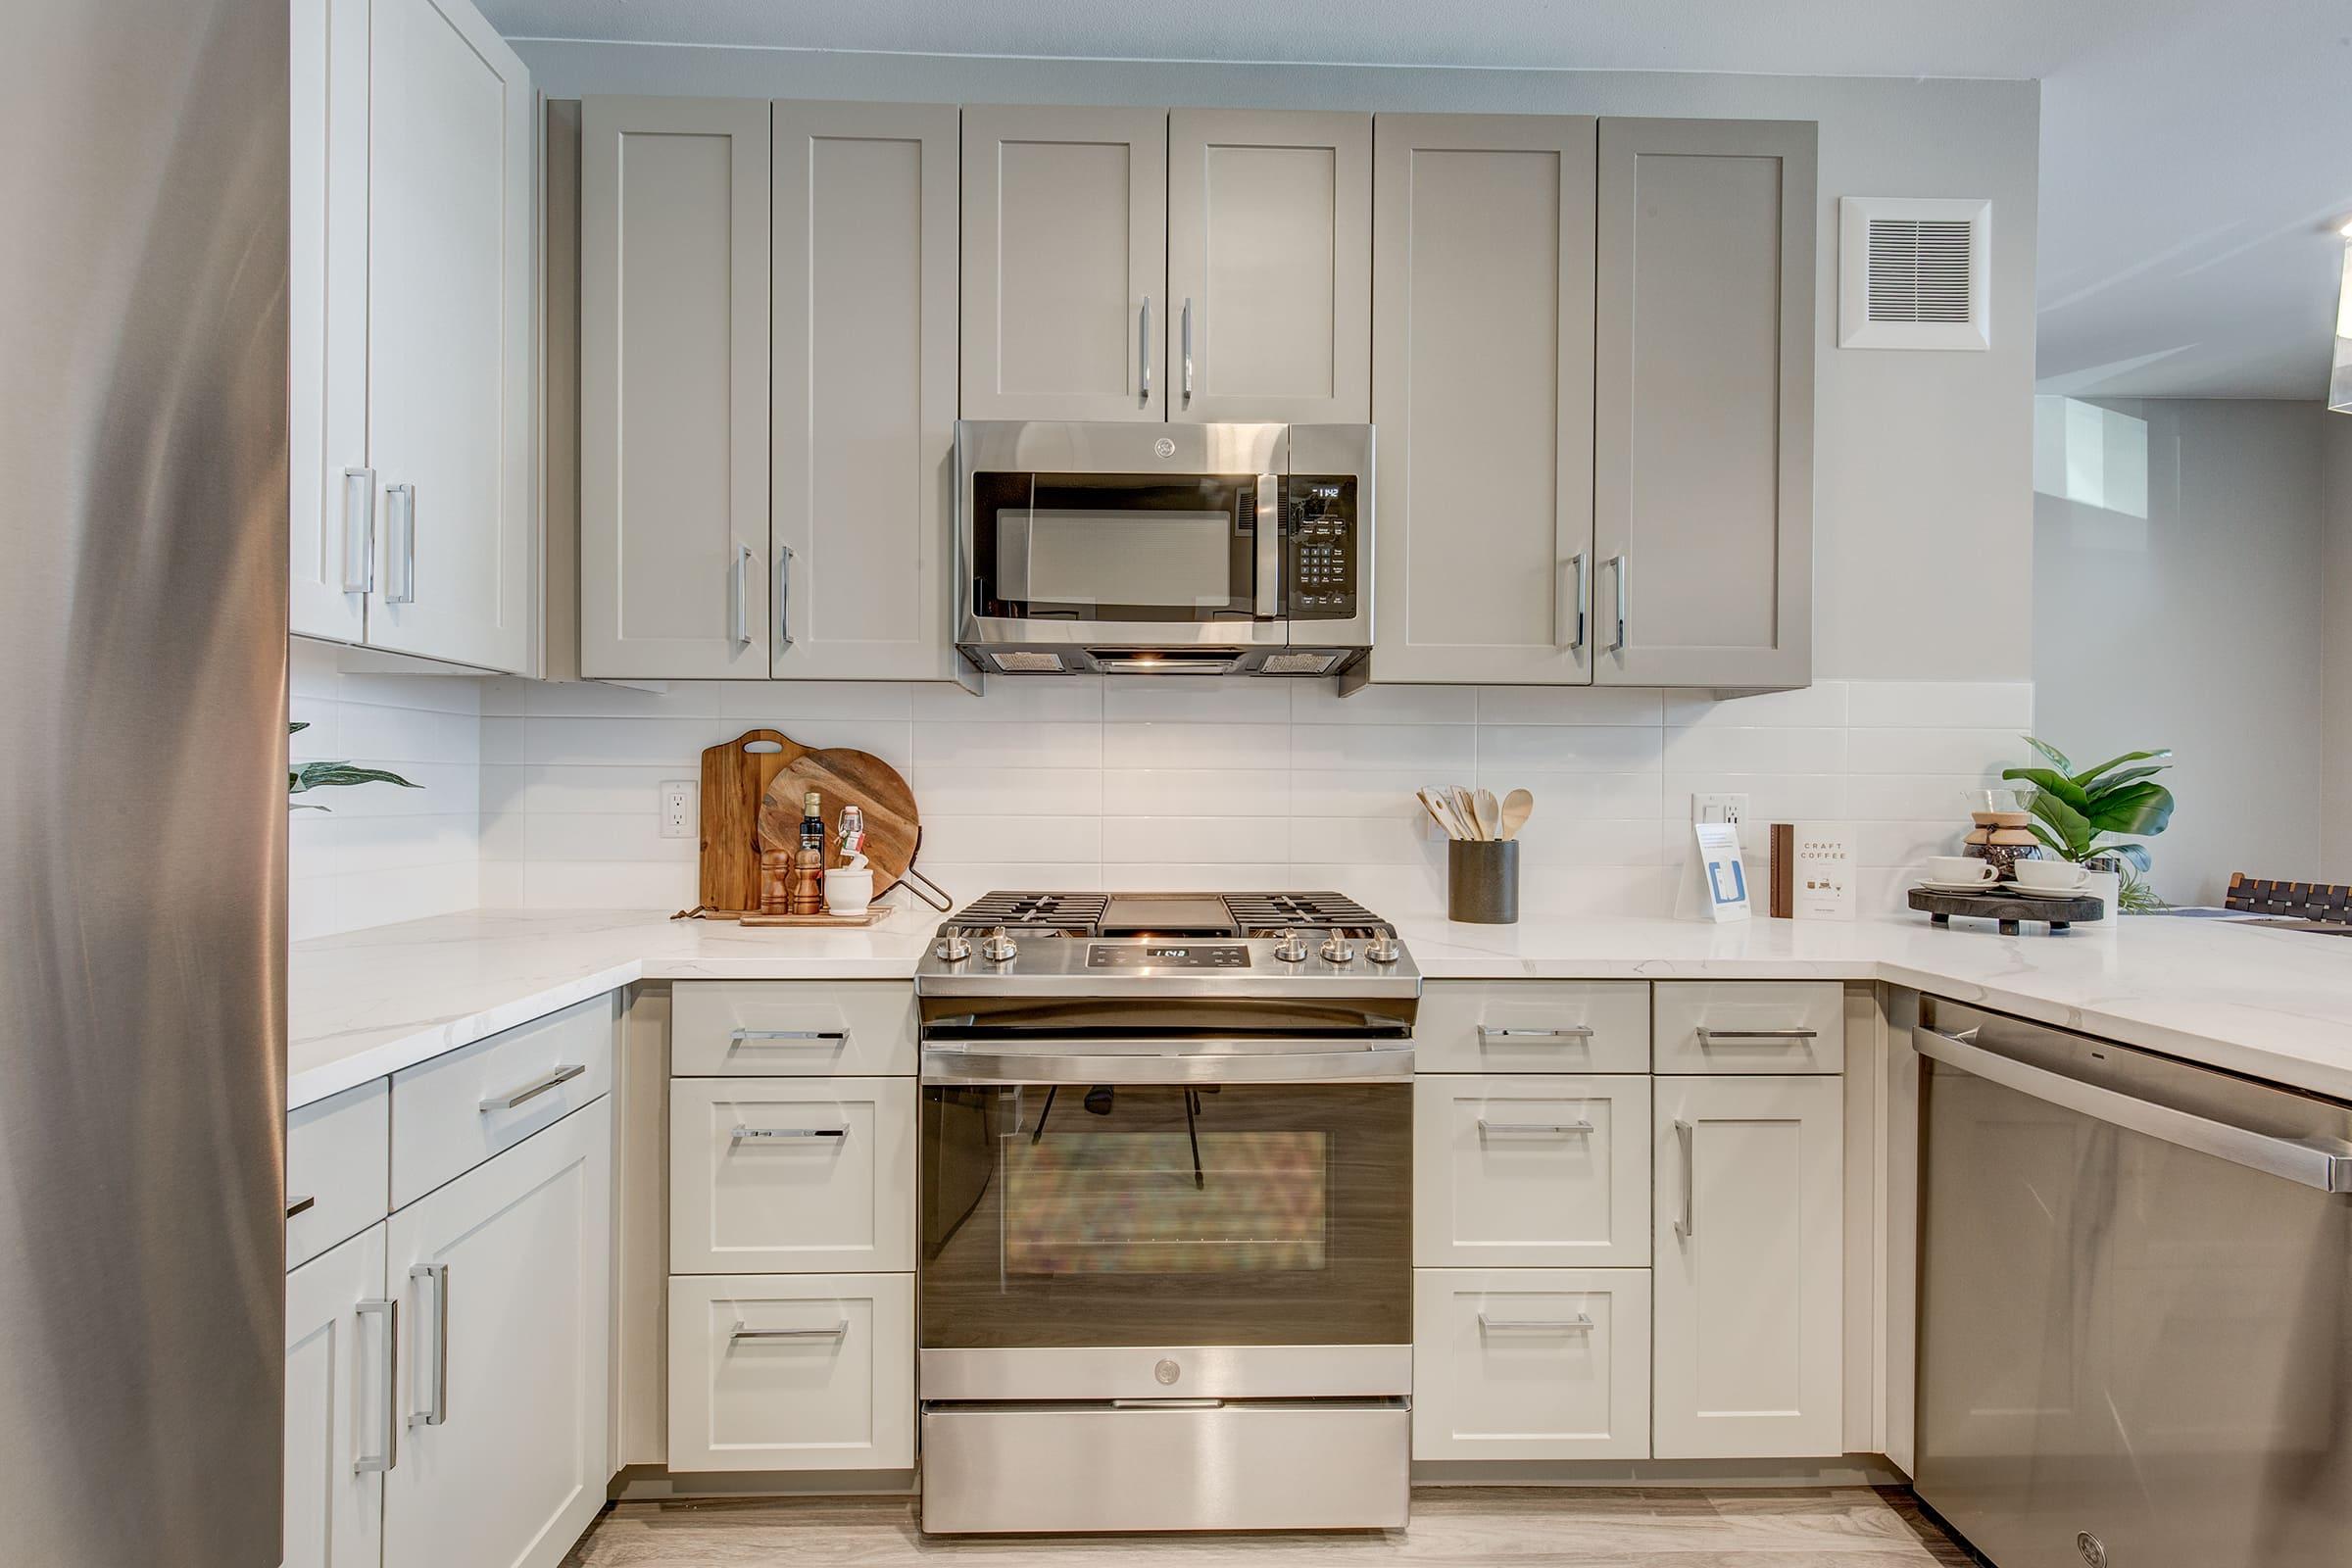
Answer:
[289, 721, 419, 810]
[2000, 738, 2175, 914]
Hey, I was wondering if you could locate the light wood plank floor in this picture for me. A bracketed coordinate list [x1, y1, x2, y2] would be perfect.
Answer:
[564, 1488, 1975, 1566]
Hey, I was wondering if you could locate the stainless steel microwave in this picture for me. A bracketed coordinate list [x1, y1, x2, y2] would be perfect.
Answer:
[955, 421, 1373, 677]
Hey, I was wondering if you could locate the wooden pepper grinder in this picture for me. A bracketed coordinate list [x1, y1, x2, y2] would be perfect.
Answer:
[788, 790, 826, 914]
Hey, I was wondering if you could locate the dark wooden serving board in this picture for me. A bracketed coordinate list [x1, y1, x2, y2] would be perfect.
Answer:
[695, 728, 921, 916]
[1909, 886, 2103, 935]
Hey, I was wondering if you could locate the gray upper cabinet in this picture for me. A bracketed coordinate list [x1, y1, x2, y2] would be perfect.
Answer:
[962, 106, 1167, 421]
[1594, 119, 1816, 690]
[1369, 115, 1597, 685]
[771, 101, 965, 681]
[1167, 110, 1371, 423]
[580, 97, 771, 679]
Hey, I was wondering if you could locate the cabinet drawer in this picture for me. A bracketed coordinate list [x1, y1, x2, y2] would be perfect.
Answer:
[390, 993, 616, 1209]
[672, 982, 917, 1077]
[287, 1078, 389, 1270]
[1414, 1075, 1650, 1268]
[1652, 982, 1844, 1074]
[667, 1272, 914, 1471]
[1412, 1268, 1651, 1461]
[1414, 982, 1650, 1074]
[670, 1078, 916, 1274]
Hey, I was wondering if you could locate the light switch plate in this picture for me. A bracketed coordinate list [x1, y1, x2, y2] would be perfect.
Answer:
[1692, 793, 1748, 827]
[659, 780, 697, 840]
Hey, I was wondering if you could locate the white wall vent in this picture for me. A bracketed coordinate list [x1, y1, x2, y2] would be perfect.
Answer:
[1839, 197, 1990, 351]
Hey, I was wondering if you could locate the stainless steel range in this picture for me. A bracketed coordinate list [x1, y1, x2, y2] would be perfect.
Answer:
[914, 892, 1419, 1535]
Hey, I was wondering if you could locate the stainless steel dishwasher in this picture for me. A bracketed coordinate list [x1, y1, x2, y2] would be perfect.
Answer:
[1914, 996, 2352, 1568]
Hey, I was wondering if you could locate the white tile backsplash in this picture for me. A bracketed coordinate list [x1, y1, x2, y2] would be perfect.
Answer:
[466, 674, 2033, 919]
[286, 640, 483, 941]
[288, 649, 2034, 930]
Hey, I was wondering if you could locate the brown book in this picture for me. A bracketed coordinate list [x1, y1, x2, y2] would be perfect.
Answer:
[1768, 822, 1795, 918]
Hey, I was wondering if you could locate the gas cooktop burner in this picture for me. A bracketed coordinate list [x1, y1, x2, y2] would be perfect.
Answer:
[940, 890, 1391, 941]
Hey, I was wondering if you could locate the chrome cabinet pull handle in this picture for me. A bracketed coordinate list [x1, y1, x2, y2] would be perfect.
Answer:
[1478, 1312, 1594, 1332]
[776, 544, 795, 650]
[354, 1297, 398, 1474]
[730, 1319, 849, 1342]
[729, 1028, 846, 1045]
[1477, 1118, 1595, 1136]
[1139, 295, 1153, 402]
[1607, 554, 1627, 653]
[1694, 1027, 1820, 1044]
[1558, 552, 1588, 652]
[407, 1263, 448, 1428]
[285, 1194, 316, 1219]
[1181, 297, 1194, 405]
[477, 1061, 585, 1112]
[340, 467, 375, 593]
[384, 484, 416, 604]
[1476, 1024, 1595, 1042]
[1674, 1118, 1695, 1239]
[729, 542, 753, 647]
[730, 1125, 849, 1141]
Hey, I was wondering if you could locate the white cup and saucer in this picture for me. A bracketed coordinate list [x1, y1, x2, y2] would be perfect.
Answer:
[1917, 856, 2003, 894]
[2008, 859, 2092, 900]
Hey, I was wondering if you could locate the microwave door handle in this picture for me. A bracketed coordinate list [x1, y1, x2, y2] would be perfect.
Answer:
[1253, 474, 1280, 618]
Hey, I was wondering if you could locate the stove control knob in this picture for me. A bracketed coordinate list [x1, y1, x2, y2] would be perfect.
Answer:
[979, 926, 1018, 963]
[1319, 933, 1355, 965]
[1364, 932, 1401, 964]
[1270, 929, 1307, 963]
[934, 930, 971, 962]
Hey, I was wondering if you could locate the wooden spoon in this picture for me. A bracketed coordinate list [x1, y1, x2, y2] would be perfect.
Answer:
[1450, 786, 1485, 841]
[1416, 788, 1460, 840]
[1474, 788, 1501, 842]
[1499, 788, 1535, 841]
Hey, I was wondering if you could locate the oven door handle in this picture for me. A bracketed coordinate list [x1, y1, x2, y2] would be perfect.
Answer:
[921, 1041, 1414, 1085]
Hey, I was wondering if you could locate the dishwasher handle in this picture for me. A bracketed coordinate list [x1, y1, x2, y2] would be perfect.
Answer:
[1917, 1025, 2352, 1195]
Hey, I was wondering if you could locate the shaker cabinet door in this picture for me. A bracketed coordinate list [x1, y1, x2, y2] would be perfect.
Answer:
[1594, 118, 1815, 690]
[362, 0, 534, 673]
[580, 96, 773, 678]
[288, 0, 372, 645]
[1369, 115, 1597, 685]
[1652, 1074, 1843, 1458]
[383, 1103, 612, 1568]
[961, 105, 1167, 421]
[771, 100, 964, 680]
[1167, 109, 1370, 423]
[283, 1225, 390, 1568]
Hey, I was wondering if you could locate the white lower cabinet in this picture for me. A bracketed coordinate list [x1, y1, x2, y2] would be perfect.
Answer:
[1651, 1075, 1843, 1458]
[1414, 1075, 1651, 1267]
[668, 1077, 917, 1274]
[667, 1273, 915, 1472]
[384, 1102, 612, 1568]
[283, 1224, 393, 1568]
[1412, 1269, 1651, 1460]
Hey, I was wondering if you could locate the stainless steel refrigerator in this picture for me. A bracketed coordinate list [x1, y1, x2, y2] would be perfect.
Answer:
[1, 0, 288, 1562]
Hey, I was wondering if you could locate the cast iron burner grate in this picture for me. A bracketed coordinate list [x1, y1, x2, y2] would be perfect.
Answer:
[1224, 891, 1392, 937]
[948, 891, 1110, 935]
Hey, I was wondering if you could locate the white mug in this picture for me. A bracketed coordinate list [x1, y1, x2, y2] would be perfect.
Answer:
[823, 867, 874, 916]
[1923, 856, 1999, 886]
[2012, 859, 2090, 892]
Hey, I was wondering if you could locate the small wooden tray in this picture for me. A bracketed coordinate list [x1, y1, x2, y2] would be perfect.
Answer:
[735, 910, 886, 929]
[1910, 886, 2103, 935]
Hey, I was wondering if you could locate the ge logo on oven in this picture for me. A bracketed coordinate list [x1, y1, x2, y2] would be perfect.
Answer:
[1154, 1358, 1181, 1385]
[1154, 437, 1176, 459]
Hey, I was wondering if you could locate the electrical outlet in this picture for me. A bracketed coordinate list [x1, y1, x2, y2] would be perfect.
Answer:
[1692, 792, 1749, 827]
[659, 780, 698, 840]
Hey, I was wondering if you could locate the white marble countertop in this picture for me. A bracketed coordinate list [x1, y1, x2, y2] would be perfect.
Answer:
[288, 902, 2352, 1109]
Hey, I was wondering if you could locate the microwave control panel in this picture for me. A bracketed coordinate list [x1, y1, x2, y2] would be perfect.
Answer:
[1285, 475, 1358, 620]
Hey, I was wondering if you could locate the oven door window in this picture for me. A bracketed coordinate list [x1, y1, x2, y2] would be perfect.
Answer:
[919, 1082, 1408, 1348]
[971, 471, 1259, 621]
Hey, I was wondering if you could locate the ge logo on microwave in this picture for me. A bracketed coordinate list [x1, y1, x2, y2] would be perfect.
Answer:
[1154, 437, 1176, 459]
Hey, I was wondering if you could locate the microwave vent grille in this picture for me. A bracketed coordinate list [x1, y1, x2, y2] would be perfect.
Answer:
[1261, 651, 1343, 675]
[987, 651, 1069, 673]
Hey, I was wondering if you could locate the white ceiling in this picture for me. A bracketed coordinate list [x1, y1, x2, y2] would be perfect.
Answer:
[485, 1, 2352, 400]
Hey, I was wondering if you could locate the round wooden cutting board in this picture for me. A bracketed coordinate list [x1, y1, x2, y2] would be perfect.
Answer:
[756, 744, 920, 894]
